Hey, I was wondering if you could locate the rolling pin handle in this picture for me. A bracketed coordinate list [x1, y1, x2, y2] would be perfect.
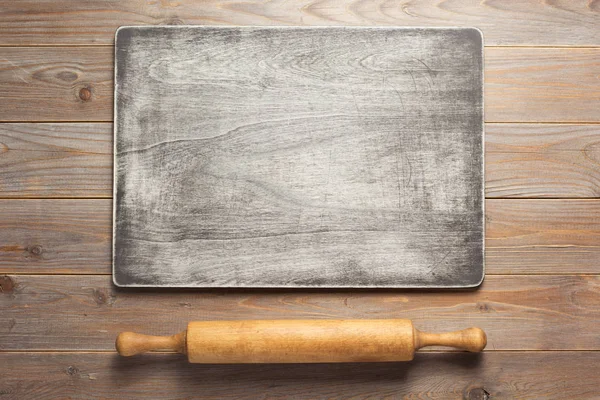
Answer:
[116, 331, 187, 356]
[414, 327, 487, 352]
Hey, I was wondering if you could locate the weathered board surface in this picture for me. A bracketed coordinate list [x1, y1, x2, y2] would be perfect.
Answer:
[2, 123, 599, 199]
[3, 47, 599, 123]
[1, 274, 599, 351]
[1, 352, 598, 399]
[1, 0, 599, 46]
[113, 26, 484, 288]
[0, 123, 113, 198]
[484, 48, 600, 123]
[485, 124, 600, 198]
[0, 47, 113, 122]
[2, 199, 600, 275]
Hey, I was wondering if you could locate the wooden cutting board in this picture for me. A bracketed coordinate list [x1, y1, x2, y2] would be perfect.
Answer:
[113, 26, 484, 288]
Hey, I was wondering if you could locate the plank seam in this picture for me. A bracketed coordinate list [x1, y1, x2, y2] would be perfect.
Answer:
[0, 44, 599, 49]
[1, 272, 600, 277]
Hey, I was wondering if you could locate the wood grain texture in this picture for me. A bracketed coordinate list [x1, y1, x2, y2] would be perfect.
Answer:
[0, 123, 112, 197]
[0, 1, 597, 397]
[1, 47, 598, 122]
[0, 0, 599, 46]
[113, 26, 484, 288]
[1, 199, 599, 274]
[1, 352, 598, 399]
[486, 124, 600, 198]
[0, 47, 113, 122]
[0, 200, 110, 273]
[485, 48, 600, 123]
[486, 200, 600, 274]
[0, 274, 598, 351]
[1, 123, 599, 199]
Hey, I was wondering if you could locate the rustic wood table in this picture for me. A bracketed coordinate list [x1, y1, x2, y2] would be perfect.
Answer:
[0, 2, 598, 399]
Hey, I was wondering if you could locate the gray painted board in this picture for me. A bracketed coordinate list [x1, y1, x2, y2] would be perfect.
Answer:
[113, 26, 484, 288]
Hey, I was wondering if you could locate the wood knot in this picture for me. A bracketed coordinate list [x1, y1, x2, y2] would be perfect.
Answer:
[79, 87, 92, 101]
[29, 245, 43, 256]
[57, 71, 78, 82]
[93, 289, 107, 305]
[92, 289, 115, 306]
[0, 276, 15, 294]
[164, 17, 184, 25]
[66, 366, 79, 376]
[466, 388, 490, 400]
[477, 302, 493, 313]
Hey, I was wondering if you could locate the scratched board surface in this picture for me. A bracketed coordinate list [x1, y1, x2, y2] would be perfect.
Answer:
[113, 26, 484, 288]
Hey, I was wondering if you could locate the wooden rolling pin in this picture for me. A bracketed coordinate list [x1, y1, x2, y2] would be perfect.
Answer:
[116, 319, 486, 363]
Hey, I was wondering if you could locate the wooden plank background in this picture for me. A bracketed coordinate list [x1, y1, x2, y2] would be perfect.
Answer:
[0, 1, 598, 398]
[1, 48, 599, 123]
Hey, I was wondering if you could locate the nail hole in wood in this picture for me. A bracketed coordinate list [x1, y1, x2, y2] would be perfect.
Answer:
[29, 245, 43, 256]
[94, 289, 107, 305]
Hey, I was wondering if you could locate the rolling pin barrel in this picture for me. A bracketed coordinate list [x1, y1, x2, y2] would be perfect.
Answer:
[116, 319, 486, 363]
